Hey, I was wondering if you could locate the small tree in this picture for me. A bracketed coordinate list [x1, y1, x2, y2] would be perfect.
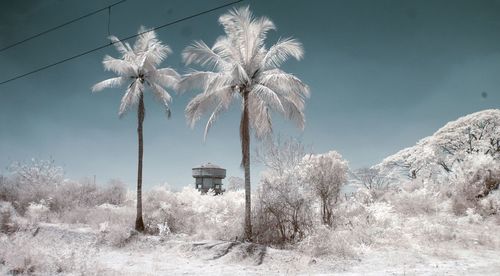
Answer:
[356, 167, 389, 190]
[302, 151, 348, 226]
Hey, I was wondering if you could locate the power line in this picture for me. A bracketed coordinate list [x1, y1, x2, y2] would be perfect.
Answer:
[0, 0, 127, 53]
[0, 0, 244, 86]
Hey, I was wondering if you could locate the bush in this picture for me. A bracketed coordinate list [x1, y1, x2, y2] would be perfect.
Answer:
[2, 159, 128, 216]
[99, 179, 127, 206]
[58, 204, 134, 230]
[0, 231, 102, 275]
[300, 225, 357, 259]
[143, 186, 244, 240]
[253, 172, 313, 245]
[97, 222, 136, 247]
[0, 201, 22, 234]
[25, 201, 51, 223]
[446, 154, 500, 215]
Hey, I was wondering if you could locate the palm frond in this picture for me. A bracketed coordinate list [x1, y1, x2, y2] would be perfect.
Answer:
[252, 84, 284, 113]
[213, 36, 244, 69]
[149, 82, 172, 118]
[262, 37, 303, 69]
[92, 76, 127, 92]
[151, 68, 180, 90]
[260, 69, 310, 98]
[248, 93, 272, 138]
[103, 55, 136, 76]
[134, 26, 157, 53]
[108, 35, 132, 56]
[182, 40, 227, 68]
[204, 102, 224, 140]
[185, 92, 217, 128]
[281, 99, 306, 130]
[118, 80, 142, 117]
[177, 71, 215, 92]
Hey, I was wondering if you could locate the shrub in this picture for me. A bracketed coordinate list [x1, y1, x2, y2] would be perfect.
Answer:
[143, 186, 244, 240]
[99, 179, 127, 205]
[253, 172, 314, 245]
[97, 222, 136, 247]
[0, 201, 21, 234]
[446, 154, 500, 215]
[25, 201, 51, 223]
[4, 159, 63, 213]
[299, 225, 357, 259]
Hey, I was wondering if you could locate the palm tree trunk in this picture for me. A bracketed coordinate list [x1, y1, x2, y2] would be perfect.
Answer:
[135, 93, 145, 232]
[241, 91, 252, 241]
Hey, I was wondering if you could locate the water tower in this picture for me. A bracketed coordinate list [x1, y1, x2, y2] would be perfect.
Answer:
[192, 162, 226, 194]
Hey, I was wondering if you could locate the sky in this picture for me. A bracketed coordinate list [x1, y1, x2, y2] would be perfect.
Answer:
[0, 0, 499, 190]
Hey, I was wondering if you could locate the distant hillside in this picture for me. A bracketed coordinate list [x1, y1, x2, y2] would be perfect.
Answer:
[376, 109, 500, 180]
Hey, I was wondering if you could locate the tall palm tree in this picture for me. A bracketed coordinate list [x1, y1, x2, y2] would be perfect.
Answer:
[92, 27, 180, 232]
[179, 6, 310, 241]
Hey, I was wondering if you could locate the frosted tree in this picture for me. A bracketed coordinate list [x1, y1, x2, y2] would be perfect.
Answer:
[301, 151, 348, 226]
[179, 6, 309, 240]
[379, 110, 500, 180]
[92, 27, 180, 232]
[355, 167, 389, 190]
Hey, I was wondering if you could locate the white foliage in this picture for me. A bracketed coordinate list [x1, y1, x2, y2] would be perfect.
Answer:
[180, 6, 309, 138]
[378, 109, 500, 180]
[92, 26, 180, 117]
[143, 186, 244, 240]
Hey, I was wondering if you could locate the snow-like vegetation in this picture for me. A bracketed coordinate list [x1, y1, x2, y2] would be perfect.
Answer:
[1, 110, 500, 274]
[379, 109, 500, 181]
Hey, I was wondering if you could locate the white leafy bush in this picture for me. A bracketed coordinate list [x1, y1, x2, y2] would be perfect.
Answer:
[300, 225, 357, 259]
[0, 230, 102, 275]
[2, 159, 128, 216]
[25, 201, 51, 223]
[144, 186, 244, 240]
[445, 154, 500, 215]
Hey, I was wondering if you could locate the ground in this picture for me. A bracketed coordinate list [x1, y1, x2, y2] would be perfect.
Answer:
[2, 223, 499, 275]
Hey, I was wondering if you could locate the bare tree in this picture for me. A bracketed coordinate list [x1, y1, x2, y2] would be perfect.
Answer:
[356, 167, 389, 190]
[255, 135, 309, 175]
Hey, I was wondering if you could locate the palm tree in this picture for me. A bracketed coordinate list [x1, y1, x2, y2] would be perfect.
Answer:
[179, 6, 310, 241]
[92, 27, 180, 232]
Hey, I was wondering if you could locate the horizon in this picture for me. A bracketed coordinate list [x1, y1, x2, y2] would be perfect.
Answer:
[1, 0, 500, 189]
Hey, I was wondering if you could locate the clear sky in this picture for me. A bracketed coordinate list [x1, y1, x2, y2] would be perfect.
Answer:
[0, 0, 499, 190]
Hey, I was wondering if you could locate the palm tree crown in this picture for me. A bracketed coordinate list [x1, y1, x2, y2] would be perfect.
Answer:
[179, 6, 310, 138]
[92, 26, 180, 116]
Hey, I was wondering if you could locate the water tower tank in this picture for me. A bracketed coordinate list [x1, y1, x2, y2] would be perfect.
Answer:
[192, 162, 226, 194]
